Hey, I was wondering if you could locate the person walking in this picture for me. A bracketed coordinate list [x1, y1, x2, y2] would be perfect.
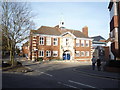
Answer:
[91, 56, 96, 70]
[97, 58, 101, 71]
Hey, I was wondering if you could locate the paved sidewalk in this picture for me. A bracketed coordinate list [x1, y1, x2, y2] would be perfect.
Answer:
[20, 60, 120, 80]
[21, 60, 50, 66]
[75, 64, 120, 80]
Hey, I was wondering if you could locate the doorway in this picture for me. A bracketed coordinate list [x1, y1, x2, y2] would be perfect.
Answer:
[63, 50, 71, 60]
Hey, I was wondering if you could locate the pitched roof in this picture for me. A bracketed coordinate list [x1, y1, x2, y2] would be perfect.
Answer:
[31, 25, 89, 38]
[91, 36, 106, 41]
[106, 37, 112, 43]
[23, 41, 29, 46]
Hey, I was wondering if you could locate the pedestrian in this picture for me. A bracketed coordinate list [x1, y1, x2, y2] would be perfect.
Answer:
[91, 56, 96, 70]
[97, 58, 101, 71]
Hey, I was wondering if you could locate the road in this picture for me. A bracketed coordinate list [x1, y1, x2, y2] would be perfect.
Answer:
[2, 61, 119, 89]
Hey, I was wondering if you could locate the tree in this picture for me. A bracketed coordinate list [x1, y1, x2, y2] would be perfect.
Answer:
[1, 2, 35, 66]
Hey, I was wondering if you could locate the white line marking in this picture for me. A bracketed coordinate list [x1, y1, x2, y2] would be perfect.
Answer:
[73, 68, 119, 81]
[68, 80, 96, 88]
[58, 82, 77, 88]
[40, 72, 53, 77]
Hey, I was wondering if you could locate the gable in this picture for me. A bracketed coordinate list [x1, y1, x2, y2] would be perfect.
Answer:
[32, 26, 89, 39]
[61, 32, 76, 38]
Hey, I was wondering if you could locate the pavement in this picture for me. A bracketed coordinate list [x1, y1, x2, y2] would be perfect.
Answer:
[55, 60, 120, 80]
[74, 65, 120, 80]
[20, 59, 120, 81]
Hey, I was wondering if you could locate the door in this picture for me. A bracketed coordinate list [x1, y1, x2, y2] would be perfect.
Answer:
[67, 54, 70, 60]
[63, 53, 70, 60]
[63, 53, 66, 60]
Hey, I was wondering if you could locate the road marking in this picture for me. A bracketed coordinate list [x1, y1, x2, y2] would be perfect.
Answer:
[40, 72, 53, 77]
[73, 68, 120, 81]
[57, 82, 77, 88]
[68, 80, 96, 88]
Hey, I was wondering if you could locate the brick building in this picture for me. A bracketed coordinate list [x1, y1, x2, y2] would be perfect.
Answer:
[108, 0, 120, 60]
[91, 35, 110, 61]
[27, 20, 93, 61]
[22, 41, 29, 58]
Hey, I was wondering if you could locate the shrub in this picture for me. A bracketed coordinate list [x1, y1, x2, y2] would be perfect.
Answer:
[23, 54, 26, 57]
[2, 61, 11, 67]
[37, 57, 43, 61]
[2, 60, 22, 67]
[50, 57, 62, 61]
[17, 61, 22, 66]
[105, 60, 120, 68]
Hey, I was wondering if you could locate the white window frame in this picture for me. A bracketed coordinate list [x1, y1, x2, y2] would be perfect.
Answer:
[46, 37, 51, 45]
[76, 39, 80, 47]
[53, 51, 58, 57]
[81, 51, 85, 57]
[53, 38, 58, 46]
[33, 36, 36, 40]
[86, 51, 89, 56]
[25, 47, 28, 49]
[86, 40, 89, 47]
[39, 50, 44, 57]
[46, 50, 51, 57]
[81, 40, 84, 47]
[40, 37, 44, 45]
[76, 51, 80, 57]
[66, 38, 69, 46]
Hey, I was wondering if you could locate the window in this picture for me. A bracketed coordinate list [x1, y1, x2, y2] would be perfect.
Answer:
[33, 43, 36, 46]
[110, 30, 116, 38]
[40, 37, 44, 45]
[76, 39, 80, 47]
[66, 38, 69, 46]
[53, 38, 58, 46]
[46, 37, 51, 45]
[81, 51, 85, 56]
[81, 40, 84, 47]
[86, 51, 89, 56]
[76, 51, 80, 57]
[33, 36, 36, 40]
[39, 50, 44, 57]
[25, 47, 28, 49]
[46, 50, 51, 57]
[86, 40, 89, 47]
[110, 2, 118, 21]
[53, 51, 58, 57]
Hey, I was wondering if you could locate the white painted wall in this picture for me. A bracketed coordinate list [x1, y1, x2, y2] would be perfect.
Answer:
[107, 41, 114, 60]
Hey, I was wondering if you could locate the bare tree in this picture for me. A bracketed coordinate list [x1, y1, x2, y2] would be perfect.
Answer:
[1, 2, 35, 66]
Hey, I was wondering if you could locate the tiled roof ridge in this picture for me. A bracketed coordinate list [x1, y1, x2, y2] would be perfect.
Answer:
[38, 25, 83, 32]
[91, 35, 101, 38]
[31, 25, 89, 38]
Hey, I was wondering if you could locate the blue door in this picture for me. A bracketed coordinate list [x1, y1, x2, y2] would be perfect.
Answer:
[63, 53, 70, 60]
[67, 54, 70, 60]
[63, 54, 66, 60]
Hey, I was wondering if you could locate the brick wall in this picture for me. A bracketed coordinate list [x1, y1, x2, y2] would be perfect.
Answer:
[74, 39, 92, 61]
[34, 36, 60, 60]
[29, 34, 92, 61]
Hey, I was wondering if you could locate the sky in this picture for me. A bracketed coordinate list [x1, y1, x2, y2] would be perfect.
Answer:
[30, 2, 110, 39]
[19, 1, 110, 49]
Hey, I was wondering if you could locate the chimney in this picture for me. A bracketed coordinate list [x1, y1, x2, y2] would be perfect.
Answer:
[82, 26, 88, 37]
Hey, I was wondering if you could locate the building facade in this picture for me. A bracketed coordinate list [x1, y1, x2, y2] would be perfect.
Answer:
[108, 0, 120, 60]
[22, 41, 29, 58]
[91, 36, 110, 61]
[106, 38, 115, 60]
[28, 23, 93, 61]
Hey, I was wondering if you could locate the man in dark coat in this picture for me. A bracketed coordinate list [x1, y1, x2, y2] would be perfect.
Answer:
[91, 56, 96, 70]
[97, 58, 101, 71]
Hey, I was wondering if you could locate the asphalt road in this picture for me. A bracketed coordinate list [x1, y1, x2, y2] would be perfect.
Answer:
[2, 61, 120, 89]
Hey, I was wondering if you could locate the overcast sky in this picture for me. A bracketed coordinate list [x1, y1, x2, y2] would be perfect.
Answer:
[30, 2, 110, 39]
